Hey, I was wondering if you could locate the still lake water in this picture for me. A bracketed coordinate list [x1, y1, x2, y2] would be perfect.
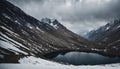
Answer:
[53, 52, 120, 65]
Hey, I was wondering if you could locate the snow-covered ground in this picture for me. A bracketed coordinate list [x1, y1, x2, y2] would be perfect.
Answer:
[0, 64, 120, 69]
[0, 56, 120, 69]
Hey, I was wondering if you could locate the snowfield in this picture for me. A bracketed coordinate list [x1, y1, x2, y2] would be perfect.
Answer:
[0, 56, 120, 69]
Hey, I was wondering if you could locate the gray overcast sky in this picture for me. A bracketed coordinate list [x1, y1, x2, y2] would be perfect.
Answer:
[8, 0, 120, 35]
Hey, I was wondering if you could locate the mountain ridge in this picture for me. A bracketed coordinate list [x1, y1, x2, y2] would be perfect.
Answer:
[86, 19, 120, 56]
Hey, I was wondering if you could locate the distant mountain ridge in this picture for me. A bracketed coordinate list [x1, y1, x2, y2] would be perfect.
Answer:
[86, 19, 120, 56]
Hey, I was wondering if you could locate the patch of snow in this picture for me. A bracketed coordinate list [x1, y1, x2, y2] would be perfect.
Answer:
[15, 20, 18, 22]
[0, 33, 29, 50]
[0, 40, 28, 55]
[112, 46, 118, 50]
[50, 23, 59, 29]
[26, 23, 33, 29]
[106, 26, 110, 30]
[15, 20, 21, 25]
[2, 13, 10, 19]
[108, 40, 120, 46]
[36, 27, 44, 33]
[29, 26, 32, 29]
[116, 25, 120, 29]
[103, 49, 107, 52]
[91, 48, 102, 51]
[1, 26, 14, 34]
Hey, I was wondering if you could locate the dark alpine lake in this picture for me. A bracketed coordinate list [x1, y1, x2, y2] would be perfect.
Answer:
[53, 52, 120, 65]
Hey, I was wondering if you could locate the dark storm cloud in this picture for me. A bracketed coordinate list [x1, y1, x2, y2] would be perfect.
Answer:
[8, 0, 120, 34]
[60, 0, 120, 22]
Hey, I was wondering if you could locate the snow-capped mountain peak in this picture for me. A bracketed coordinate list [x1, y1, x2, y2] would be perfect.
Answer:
[41, 17, 51, 24]
[41, 18, 60, 29]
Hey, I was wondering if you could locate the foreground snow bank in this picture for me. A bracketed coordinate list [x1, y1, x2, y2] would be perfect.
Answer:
[0, 64, 120, 69]
[0, 56, 120, 69]
[19, 56, 61, 65]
